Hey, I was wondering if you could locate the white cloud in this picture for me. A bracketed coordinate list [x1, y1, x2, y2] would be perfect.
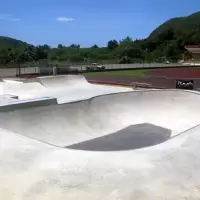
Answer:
[56, 17, 74, 22]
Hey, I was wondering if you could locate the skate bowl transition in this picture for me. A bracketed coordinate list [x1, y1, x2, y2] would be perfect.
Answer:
[0, 90, 200, 149]
[0, 75, 132, 103]
[1, 85, 200, 199]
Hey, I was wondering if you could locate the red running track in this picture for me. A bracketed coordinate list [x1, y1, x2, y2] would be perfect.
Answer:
[149, 67, 200, 78]
[18, 67, 200, 89]
[86, 67, 200, 89]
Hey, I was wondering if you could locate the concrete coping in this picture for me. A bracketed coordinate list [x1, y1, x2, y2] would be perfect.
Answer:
[0, 97, 58, 112]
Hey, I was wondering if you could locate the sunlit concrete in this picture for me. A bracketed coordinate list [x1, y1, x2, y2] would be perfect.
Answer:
[1, 90, 200, 199]
[0, 75, 133, 104]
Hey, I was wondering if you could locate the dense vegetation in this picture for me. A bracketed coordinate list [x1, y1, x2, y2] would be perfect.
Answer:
[0, 11, 200, 66]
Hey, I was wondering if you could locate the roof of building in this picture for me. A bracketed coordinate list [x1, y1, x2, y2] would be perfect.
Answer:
[185, 45, 200, 53]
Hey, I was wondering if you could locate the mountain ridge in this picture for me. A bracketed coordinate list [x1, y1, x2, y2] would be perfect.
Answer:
[148, 11, 200, 40]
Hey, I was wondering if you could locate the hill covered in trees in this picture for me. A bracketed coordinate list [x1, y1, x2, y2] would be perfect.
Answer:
[0, 36, 29, 48]
[149, 11, 200, 40]
[0, 11, 200, 66]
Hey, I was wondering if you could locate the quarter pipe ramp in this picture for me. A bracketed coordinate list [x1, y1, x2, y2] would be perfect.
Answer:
[0, 75, 132, 104]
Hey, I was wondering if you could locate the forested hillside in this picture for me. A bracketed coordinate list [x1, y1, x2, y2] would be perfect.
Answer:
[0, 36, 28, 48]
[149, 11, 200, 40]
[0, 11, 200, 66]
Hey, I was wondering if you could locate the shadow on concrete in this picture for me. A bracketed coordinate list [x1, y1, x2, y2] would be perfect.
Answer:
[66, 123, 171, 151]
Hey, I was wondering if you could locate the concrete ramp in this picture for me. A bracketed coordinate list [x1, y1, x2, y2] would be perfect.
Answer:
[0, 90, 200, 148]
[2, 82, 45, 99]
[0, 75, 132, 103]
[3, 79, 23, 84]
[37, 75, 89, 88]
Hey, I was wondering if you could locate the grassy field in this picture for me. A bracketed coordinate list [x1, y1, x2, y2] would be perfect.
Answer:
[84, 69, 150, 76]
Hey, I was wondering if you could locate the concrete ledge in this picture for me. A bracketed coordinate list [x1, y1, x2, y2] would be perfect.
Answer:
[0, 97, 57, 112]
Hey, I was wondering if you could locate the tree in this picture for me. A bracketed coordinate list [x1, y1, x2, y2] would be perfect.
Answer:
[35, 46, 48, 60]
[119, 36, 134, 46]
[107, 40, 118, 51]
[157, 28, 175, 43]
[58, 44, 64, 48]
[91, 44, 98, 48]
[40, 44, 51, 51]
[70, 44, 80, 48]
[0, 48, 9, 64]
[24, 45, 36, 61]
[69, 54, 84, 62]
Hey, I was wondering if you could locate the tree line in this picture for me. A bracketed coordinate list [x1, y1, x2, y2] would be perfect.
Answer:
[0, 26, 200, 66]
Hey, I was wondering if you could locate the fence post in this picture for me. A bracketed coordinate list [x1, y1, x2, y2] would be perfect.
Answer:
[19, 64, 21, 77]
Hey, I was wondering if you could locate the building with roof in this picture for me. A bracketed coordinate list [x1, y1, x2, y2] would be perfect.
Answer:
[184, 45, 200, 65]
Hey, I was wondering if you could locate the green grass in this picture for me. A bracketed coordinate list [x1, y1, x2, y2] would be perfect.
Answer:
[84, 69, 150, 76]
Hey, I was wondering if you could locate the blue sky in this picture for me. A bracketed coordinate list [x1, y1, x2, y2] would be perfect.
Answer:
[0, 0, 199, 47]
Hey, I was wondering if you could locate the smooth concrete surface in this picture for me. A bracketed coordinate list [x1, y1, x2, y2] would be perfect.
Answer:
[0, 75, 132, 104]
[1, 77, 200, 200]
[37, 75, 88, 88]
[0, 90, 200, 148]
[1, 90, 200, 200]
[0, 97, 57, 112]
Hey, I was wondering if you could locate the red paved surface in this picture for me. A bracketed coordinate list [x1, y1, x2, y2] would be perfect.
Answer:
[86, 75, 175, 89]
[15, 67, 200, 89]
[149, 67, 200, 78]
[85, 67, 200, 89]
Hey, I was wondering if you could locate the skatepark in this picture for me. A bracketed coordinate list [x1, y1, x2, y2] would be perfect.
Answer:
[1, 75, 200, 199]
